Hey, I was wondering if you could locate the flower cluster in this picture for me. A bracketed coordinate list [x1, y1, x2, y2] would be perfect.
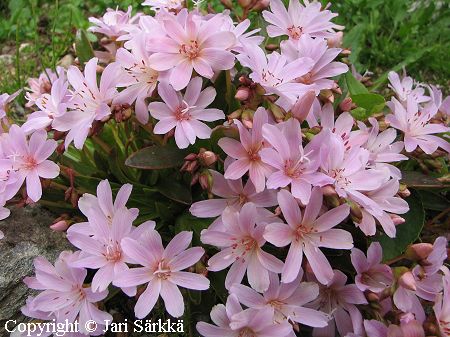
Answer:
[0, 0, 448, 336]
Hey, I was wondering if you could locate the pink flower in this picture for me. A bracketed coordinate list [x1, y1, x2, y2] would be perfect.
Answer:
[88, 6, 140, 39]
[219, 108, 273, 192]
[201, 203, 284, 292]
[1, 125, 59, 202]
[149, 77, 225, 149]
[388, 71, 430, 104]
[148, 11, 236, 90]
[262, 0, 342, 40]
[260, 118, 333, 204]
[237, 45, 314, 109]
[281, 34, 348, 91]
[386, 97, 450, 154]
[67, 207, 155, 295]
[113, 42, 160, 124]
[0, 90, 21, 122]
[68, 179, 139, 241]
[52, 58, 118, 149]
[196, 294, 293, 337]
[308, 270, 367, 337]
[25, 68, 60, 108]
[319, 132, 390, 212]
[434, 267, 450, 337]
[230, 272, 330, 328]
[264, 188, 351, 284]
[23, 251, 112, 335]
[114, 231, 209, 318]
[221, 17, 264, 53]
[394, 252, 446, 324]
[356, 179, 409, 238]
[351, 242, 393, 293]
[190, 169, 277, 218]
[22, 74, 70, 133]
[358, 117, 407, 179]
[364, 318, 425, 337]
[142, 0, 184, 11]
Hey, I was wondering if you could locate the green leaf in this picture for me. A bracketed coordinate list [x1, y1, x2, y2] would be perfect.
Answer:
[125, 145, 187, 170]
[417, 190, 449, 211]
[75, 29, 94, 65]
[374, 190, 425, 261]
[350, 93, 385, 120]
[345, 71, 369, 95]
[156, 177, 192, 205]
[175, 213, 214, 237]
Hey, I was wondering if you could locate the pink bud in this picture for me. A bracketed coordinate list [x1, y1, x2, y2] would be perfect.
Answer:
[406, 243, 433, 261]
[50, 220, 69, 232]
[398, 271, 417, 291]
[390, 214, 405, 225]
[235, 87, 250, 101]
[321, 185, 338, 197]
[339, 97, 353, 112]
[291, 91, 316, 122]
[327, 32, 343, 48]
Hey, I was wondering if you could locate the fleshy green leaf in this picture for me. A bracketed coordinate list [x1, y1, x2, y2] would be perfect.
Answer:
[75, 29, 94, 65]
[374, 190, 425, 261]
[125, 145, 187, 170]
[345, 71, 369, 95]
[350, 93, 385, 120]
[156, 177, 192, 205]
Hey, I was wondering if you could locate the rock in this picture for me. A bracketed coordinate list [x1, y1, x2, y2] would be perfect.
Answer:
[0, 54, 14, 66]
[0, 205, 72, 334]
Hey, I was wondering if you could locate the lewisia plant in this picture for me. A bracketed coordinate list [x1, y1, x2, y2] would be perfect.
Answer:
[0, 1, 449, 336]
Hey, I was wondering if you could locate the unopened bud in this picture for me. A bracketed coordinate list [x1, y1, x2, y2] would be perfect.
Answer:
[184, 153, 198, 161]
[235, 87, 250, 101]
[56, 142, 66, 155]
[268, 102, 285, 121]
[199, 170, 213, 191]
[241, 109, 255, 129]
[327, 31, 343, 48]
[265, 44, 279, 51]
[398, 184, 411, 198]
[220, 0, 233, 9]
[291, 91, 316, 122]
[322, 185, 338, 197]
[340, 97, 353, 112]
[325, 194, 341, 208]
[366, 292, 380, 302]
[238, 0, 252, 8]
[405, 243, 433, 261]
[255, 84, 266, 96]
[251, 0, 270, 11]
[198, 151, 218, 167]
[390, 214, 405, 225]
[319, 89, 334, 104]
[348, 200, 363, 223]
[50, 220, 69, 232]
[228, 109, 243, 121]
[398, 271, 417, 291]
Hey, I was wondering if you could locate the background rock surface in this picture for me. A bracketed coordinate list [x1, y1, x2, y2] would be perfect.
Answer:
[0, 206, 72, 335]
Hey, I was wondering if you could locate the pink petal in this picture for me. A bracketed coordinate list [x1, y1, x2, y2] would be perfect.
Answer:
[170, 271, 210, 290]
[160, 280, 185, 317]
[170, 247, 204, 271]
[282, 242, 303, 283]
[135, 279, 161, 319]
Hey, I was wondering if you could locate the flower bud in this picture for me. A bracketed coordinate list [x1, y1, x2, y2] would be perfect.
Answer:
[251, 0, 270, 11]
[220, 0, 233, 9]
[348, 200, 363, 223]
[390, 214, 405, 225]
[238, 0, 252, 8]
[265, 44, 279, 51]
[366, 292, 380, 302]
[198, 150, 218, 167]
[405, 243, 433, 261]
[319, 89, 334, 104]
[50, 220, 69, 232]
[199, 170, 213, 191]
[228, 109, 243, 121]
[255, 84, 266, 96]
[340, 97, 353, 112]
[235, 87, 250, 101]
[398, 184, 411, 198]
[327, 31, 343, 48]
[268, 102, 285, 121]
[398, 271, 417, 291]
[291, 91, 316, 122]
[322, 185, 338, 197]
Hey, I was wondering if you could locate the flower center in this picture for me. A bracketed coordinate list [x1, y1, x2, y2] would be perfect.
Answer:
[23, 156, 38, 171]
[238, 328, 256, 337]
[330, 168, 351, 187]
[180, 40, 200, 59]
[104, 241, 122, 262]
[287, 25, 303, 40]
[297, 72, 313, 84]
[174, 100, 194, 121]
[154, 260, 171, 279]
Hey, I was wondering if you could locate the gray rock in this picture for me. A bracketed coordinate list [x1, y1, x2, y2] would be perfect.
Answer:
[0, 206, 72, 334]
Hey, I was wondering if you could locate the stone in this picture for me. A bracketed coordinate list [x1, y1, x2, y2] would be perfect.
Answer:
[0, 205, 72, 334]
